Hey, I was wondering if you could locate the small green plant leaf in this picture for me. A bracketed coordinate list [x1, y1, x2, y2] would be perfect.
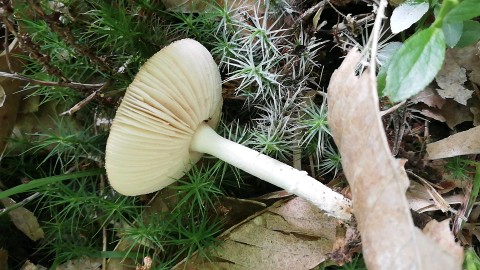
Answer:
[377, 42, 403, 67]
[442, 21, 463, 47]
[0, 169, 104, 199]
[390, 1, 430, 34]
[444, 0, 480, 23]
[377, 66, 388, 96]
[456, 20, 480, 47]
[385, 27, 446, 102]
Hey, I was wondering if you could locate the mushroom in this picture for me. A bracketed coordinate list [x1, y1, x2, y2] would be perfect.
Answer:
[105, 39, 352, 220]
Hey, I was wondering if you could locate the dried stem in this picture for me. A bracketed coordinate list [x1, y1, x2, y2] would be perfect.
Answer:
[0, 71, 105, 91]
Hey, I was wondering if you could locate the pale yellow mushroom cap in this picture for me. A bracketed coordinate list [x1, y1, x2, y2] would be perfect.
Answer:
[105, 39, 222, 196]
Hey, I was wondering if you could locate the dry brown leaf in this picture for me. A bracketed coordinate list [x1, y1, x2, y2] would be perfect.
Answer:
[433, 99, 474, 129]
[435, 50, 473, 105]
[449, 41, 480, 86]
[423, 219, 464, 262]
[411, 88, 474, 129]
[426, 125, 480, 159]
[407, 181, 463, 213]
[410, 87, 446, 109]
[327, 49, 463, 270]
[174, 197, 349, 270]
[0, 195, 44, 241]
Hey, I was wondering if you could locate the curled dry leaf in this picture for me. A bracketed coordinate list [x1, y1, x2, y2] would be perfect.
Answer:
[173, 197, 352, 270]
[426, 125, 480, 159]
[327, 49, 463, 269]
[407, 180, 463, 213]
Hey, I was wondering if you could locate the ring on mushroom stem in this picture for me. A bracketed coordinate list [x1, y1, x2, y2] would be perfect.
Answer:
[105, 39, 352, 221]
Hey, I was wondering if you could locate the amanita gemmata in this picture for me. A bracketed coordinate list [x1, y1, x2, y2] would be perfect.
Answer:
[105, 39, 352, 220]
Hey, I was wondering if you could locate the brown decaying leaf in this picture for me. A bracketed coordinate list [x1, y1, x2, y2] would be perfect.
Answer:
[173, 197, 350, 270]
[426, 125, 480, 159]
[0, 196, 44, 241]
[406, 180, 463, 213]
[327, 49, 463, 269]
[449, 41, 480, 86]
[423, 219, 464, 261]
[435, 50, 473, 106]
[411, 87, 476, 129]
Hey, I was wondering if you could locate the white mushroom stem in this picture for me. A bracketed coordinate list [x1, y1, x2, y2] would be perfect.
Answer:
[190, 123, 352, 221]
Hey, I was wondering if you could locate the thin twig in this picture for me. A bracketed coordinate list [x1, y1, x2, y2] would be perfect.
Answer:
[379, 100, 406, 117]
[0, 71, 105, 91]
[59, 83, 109, 116]
[294, 0, 328, 28]
[369, 0, 388, 83]
[0, 192, 40, 216]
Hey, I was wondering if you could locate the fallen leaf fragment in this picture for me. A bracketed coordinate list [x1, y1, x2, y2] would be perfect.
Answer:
[410, 87, 446, 109]
[21, 261, 47, 270]
[407, 180, 463, 213]
[449, 41, 480, 86]
[427, 125, 480, 159]
[435, 50, 473, 105]
[0, 195, 44, 241]
[327, 49, 463, 270]
[423, 219, 464, 263]
[411, 88, 475, 129]
[173, 197, 350, 270]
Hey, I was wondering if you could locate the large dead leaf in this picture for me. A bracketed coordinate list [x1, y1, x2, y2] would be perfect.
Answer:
[0, 193, 44, 241]
[327, 49, 463, 269]
[173, 197, 351, 269]
[426, 125, 480, 159]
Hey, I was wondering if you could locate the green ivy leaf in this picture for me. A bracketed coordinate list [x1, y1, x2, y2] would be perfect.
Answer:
[385, 27, 445, 102]
[456, 20, 480, 48]
[444, 0, 480, 23]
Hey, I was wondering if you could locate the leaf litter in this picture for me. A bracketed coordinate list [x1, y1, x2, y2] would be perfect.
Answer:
[327, 49, 463, 269]
[173, 197, 354, 270]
